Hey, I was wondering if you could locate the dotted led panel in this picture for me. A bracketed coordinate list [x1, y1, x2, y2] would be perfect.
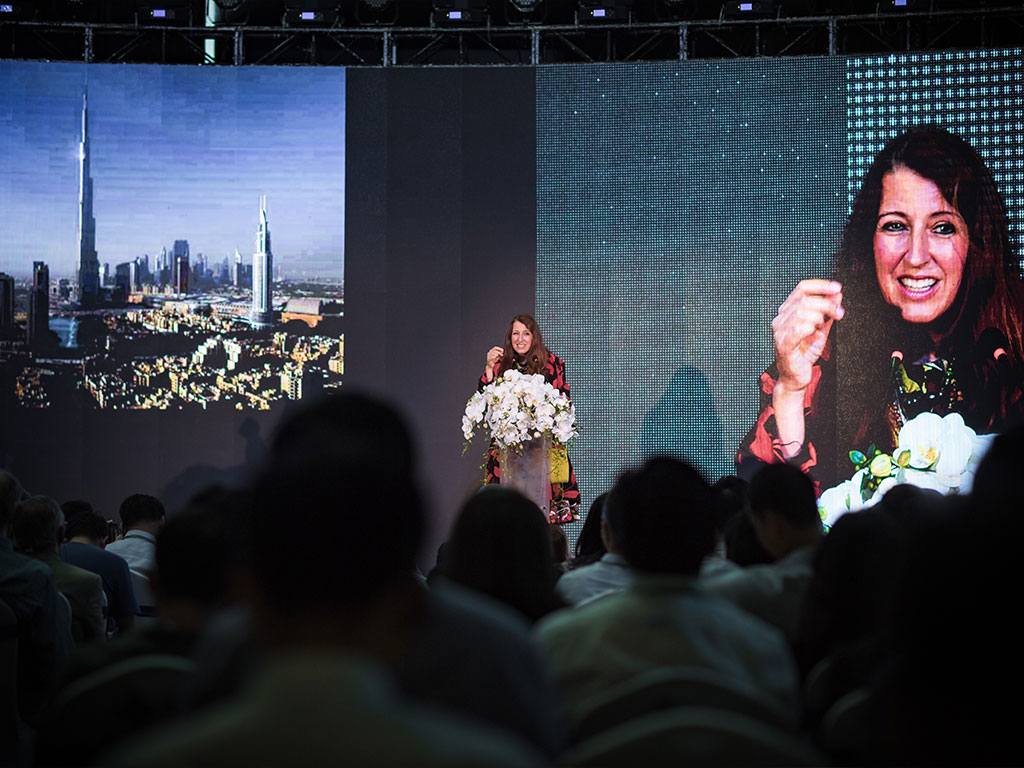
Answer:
[845, 49, 1024, 269]
[536, 58, 848, 537]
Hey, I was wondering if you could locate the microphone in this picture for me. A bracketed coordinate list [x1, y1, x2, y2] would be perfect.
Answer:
[887, 349, 906, 417]
[977, 327, 1013, 374]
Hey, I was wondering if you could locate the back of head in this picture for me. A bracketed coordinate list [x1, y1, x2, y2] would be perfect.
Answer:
[0, 469, 24, 533]
[572, 492, 608, 563]
[971, 425, 1024, 523]
[156, 507, 233, 609]
[250, 391, 423, 618]
[61, 499, 94, 525]
[604, 457, 714, 575]
[12, 495, 64, 554]
[64, 509, 109, 544]
[118, 494, 166, 530]
[749, 464, 820, 531]
[443, 486, 559, 622]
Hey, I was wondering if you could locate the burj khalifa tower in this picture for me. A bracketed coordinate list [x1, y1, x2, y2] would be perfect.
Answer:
[77, 89, 100, 309]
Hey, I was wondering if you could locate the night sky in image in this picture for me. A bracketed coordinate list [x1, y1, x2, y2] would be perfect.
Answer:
[0, 62, 346, 281]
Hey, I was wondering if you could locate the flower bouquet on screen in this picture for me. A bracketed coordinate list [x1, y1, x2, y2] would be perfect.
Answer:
[818, 411, 994, 527]
[462, 370, 577, 515]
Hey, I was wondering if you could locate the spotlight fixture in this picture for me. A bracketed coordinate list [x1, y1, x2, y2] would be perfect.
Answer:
[506, 0, 544, 23]
[0, 1, 37, 19]
[283, 0, 339, 25]
[577, 0, 632, 23]
[722, 0, 778, 18]
[355, 0, 397, 25]
[431, 0, 488, 25]
[136, 0, 192, 23]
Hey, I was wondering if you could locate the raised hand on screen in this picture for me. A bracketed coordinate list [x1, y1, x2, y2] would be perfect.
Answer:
[772, 280, 845, 392]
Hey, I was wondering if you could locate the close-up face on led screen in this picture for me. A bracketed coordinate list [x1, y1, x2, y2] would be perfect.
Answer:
[0, 63, 346, 413]
[537, 48, 1024, 532]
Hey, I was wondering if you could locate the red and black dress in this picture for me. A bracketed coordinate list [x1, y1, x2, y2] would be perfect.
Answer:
[478, 351, 581, 523]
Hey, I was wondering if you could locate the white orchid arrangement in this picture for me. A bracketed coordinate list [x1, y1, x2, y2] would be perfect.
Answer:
[818, 411, 994, 527]
[462, 369, 577, 450]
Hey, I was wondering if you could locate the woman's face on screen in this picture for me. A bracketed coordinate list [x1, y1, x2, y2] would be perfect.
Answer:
[511, 321, 533, 357]
[873, 166, 969, 325]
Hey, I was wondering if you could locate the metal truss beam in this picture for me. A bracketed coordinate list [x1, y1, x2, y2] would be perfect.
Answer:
[1, 6, 1023, 66]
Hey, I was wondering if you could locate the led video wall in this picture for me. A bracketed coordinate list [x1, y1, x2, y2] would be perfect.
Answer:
[537, 49, 1024, 521]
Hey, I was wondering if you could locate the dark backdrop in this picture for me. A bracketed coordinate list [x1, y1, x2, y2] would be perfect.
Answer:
[345, 67, 537, 558]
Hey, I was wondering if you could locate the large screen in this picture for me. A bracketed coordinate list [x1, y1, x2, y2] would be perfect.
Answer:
[0, 63, 345, 412]
[1, 62, 345, 515]
[536, 49, 1024, 529]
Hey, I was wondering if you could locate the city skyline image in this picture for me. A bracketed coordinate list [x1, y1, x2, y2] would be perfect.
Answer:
[0, 61, 345, 281]
[0, 61, 346, 411]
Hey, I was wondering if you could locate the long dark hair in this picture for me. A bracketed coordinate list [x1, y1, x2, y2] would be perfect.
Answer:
[496, 313, 549, 377]
[834, 127, 1024, 453]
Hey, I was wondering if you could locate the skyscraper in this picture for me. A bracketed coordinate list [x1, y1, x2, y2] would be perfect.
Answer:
[78, 90, 100, 309]
[251, 196, 274, 325]
[173, 240, 190, 295]
[0, 272, 14, 340]
[29, 261, 50, 348]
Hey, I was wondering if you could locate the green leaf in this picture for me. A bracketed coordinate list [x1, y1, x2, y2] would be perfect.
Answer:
[849, 450, 867, 468]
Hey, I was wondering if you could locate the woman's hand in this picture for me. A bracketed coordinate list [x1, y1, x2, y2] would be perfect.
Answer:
[771, 280, 844, 456]
[773, 279, 844, 391]
[483, 346, 504, 382]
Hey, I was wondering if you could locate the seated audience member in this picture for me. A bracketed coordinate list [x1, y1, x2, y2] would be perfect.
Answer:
[0, 471, 74, 728]
[108, 393, 546, 767]
[12, 495, 105, 646]
[550, 524, 570, 574]
[106, 493, 166, 622]
[535, 458, 800, 730]
[864, 428, 1024, 766]
[565, 493, 608, 570]
[795, 508, 903, 731]
[35, 505, 236, 766]
[441, 487, 566, 625]
[61, 508, 139, 635]
[554, 493, 632, 606]
[703, 463, 822, 644]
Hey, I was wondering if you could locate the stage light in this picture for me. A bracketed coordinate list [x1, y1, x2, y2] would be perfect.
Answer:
[722, 0, 777, 18]
[136, 0, 192, 23]
[505, 0, 545, 23]
[577, 0, 632, 23]
[0, 1, 36, 19]
[353, 0, 398, 25]
[283, 0, 339, 25]
[431, 0, 488, 26]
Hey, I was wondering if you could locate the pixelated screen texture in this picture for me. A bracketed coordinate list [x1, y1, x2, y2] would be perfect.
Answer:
[846, 49, 1024, 270]
[537, 58, 847, 524]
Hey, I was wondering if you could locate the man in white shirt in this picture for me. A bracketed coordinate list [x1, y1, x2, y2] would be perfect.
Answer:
[536, 459, 801, 731]
[105, 493, 165, 621]
[555, 496, 631, 605]
[702, 463, 822, 644]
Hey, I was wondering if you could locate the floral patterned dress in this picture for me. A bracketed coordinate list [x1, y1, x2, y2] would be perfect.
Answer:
[478, 351, 581, 523]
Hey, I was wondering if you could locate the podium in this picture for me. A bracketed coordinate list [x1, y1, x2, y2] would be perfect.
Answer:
[499, 436, 550, 517]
